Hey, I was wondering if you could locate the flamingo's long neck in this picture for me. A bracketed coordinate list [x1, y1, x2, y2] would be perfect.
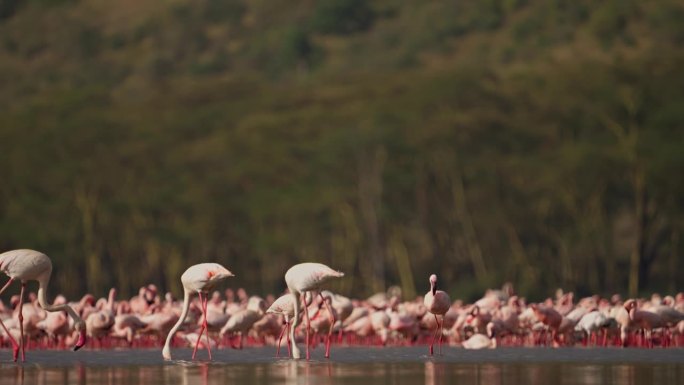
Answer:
[289, 291, 302, 359]
[37, 278, 84, 327]
[37, 277, 87, 350]
[107, 290, 116, 313]
[628, 306, 637, 321]
[163, 289, 191, 359]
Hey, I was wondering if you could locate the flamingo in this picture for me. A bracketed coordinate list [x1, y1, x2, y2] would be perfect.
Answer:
[161, 263, 234, 360]
[462, 323, 497, 349]
[424, 274, 451, 355]
[320, 290, 353, 340]
[575, 310, 612, 346]
[529, 303, 563, 346]
[285, 262, 344, 360]
[624, 298, 665, 347]
[36, 296, 71, 348]
[0, 249, 87, 361]
[219, 296, 266, 349]
[266, 292, 312, 357]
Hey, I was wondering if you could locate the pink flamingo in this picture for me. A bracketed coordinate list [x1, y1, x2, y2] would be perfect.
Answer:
[162, 263, 234, 360]
[529, 303, 562, 346]
[423, 274, 450, 355]
[285, 262, 344, 360]
[462, 322, 497, 349]
[266, 292, 312, 357]
[219, 296, 266, 349]
[0, 249, 86, 361]
[624, 299, 665, 347]
[36, 296, 71, 348]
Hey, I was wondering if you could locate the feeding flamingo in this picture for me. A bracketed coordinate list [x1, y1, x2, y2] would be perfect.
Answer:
[162, 263, 234, 360]
[424, 274, 451, 355]
[285, 262, 344, 360]
[266, 292, 314, 357]
[0, 249, 87, 362]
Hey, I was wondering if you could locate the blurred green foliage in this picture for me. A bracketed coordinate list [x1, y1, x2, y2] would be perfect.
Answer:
[0, 0, 682, 302]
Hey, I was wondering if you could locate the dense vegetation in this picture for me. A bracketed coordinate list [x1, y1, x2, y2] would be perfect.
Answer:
[0, 0, 682, 301]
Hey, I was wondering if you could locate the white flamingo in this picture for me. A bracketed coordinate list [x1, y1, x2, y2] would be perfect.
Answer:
[162, 263, 234, 360]
[0, 249, 87, 361]
[285, 262, 344, 360]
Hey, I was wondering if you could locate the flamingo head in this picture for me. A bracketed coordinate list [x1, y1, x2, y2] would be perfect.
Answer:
[73, 321, 87, 351]
[210, 266, 235, 281]
[486, 322, 496, 338]
[429, 274, 437, 294]
[624, 299, 637, 311]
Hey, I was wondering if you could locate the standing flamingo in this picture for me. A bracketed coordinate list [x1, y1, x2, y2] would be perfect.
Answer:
[0, 249, 87, 361]
[285, 262, 344, 360]
[424, 274, 451, 355]
[266, 292, 313, 357]
[162, 263, 234, 360]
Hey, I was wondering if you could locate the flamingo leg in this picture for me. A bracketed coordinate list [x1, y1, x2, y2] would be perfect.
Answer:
[18, 282, 26, 362]
[202, 293, 212, 360]
[429, 314, 439, 356]
[192, 292, 206, 360]
[319, 293, 335, 359]
[286, 319, 292, 357]
[302, 291, 311, 360]
[438, 315, 444, 355]
[276, 321, 286, 357]
[0, 278, 19, 361]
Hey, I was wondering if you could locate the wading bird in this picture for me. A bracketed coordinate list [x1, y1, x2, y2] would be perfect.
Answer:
[0, 249, 87, 361]
[424, 274, 451, 355]
[162, 263, 234, 360]
[285, 262, 344, 360]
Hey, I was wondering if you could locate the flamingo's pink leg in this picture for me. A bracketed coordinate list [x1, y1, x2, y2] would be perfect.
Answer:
[429, 314, 440, 356]
[202, 292, 212, 360]
[286, 320, 292, 357]
[276, 322, 287, 357]
[438, 315, 444, 355]
[0, 278, 19, 361]
[18, 282, 26, 362]
[319, 293, 336, 359]
[192, 292, 206, 360]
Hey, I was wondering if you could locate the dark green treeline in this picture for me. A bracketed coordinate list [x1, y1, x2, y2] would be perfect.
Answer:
[0, 0, 682, 301]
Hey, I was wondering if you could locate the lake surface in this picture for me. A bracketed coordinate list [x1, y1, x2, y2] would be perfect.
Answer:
[1, 347, 683, 385]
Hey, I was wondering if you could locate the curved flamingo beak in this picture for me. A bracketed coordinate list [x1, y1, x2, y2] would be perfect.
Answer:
[73, 330, 86, 351]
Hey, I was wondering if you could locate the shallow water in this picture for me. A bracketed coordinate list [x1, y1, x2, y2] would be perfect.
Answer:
[1, 347, 683, 385]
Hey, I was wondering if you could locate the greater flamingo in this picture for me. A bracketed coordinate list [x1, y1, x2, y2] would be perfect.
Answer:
[424, 274, 450, 355]
[0, 249, 87, 361]
[162, 263, 234, 360]
[219, 296, 266, 349]
[285, 262, 344, 360]
[462, 322, 496, 349]
[266, 292, 313, 357]
[623, 298, 665, 347]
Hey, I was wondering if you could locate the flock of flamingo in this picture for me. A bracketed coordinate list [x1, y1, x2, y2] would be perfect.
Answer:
[1, 249, 683, 363]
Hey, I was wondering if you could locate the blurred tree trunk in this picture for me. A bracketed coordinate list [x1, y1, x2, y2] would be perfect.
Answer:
[357, 145, 387, 292]
[504, 223, 536, 291]
[451, 170, 488, 282]
[75, 186, 102, 295]
[669, 230, 679, 293]
[628, 168, 645, 297]
[388, 229, 416, 300]
[331, 203, 361, 295]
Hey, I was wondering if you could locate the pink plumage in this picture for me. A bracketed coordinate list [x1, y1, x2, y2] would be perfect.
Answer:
[423, 274, 451, 355]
